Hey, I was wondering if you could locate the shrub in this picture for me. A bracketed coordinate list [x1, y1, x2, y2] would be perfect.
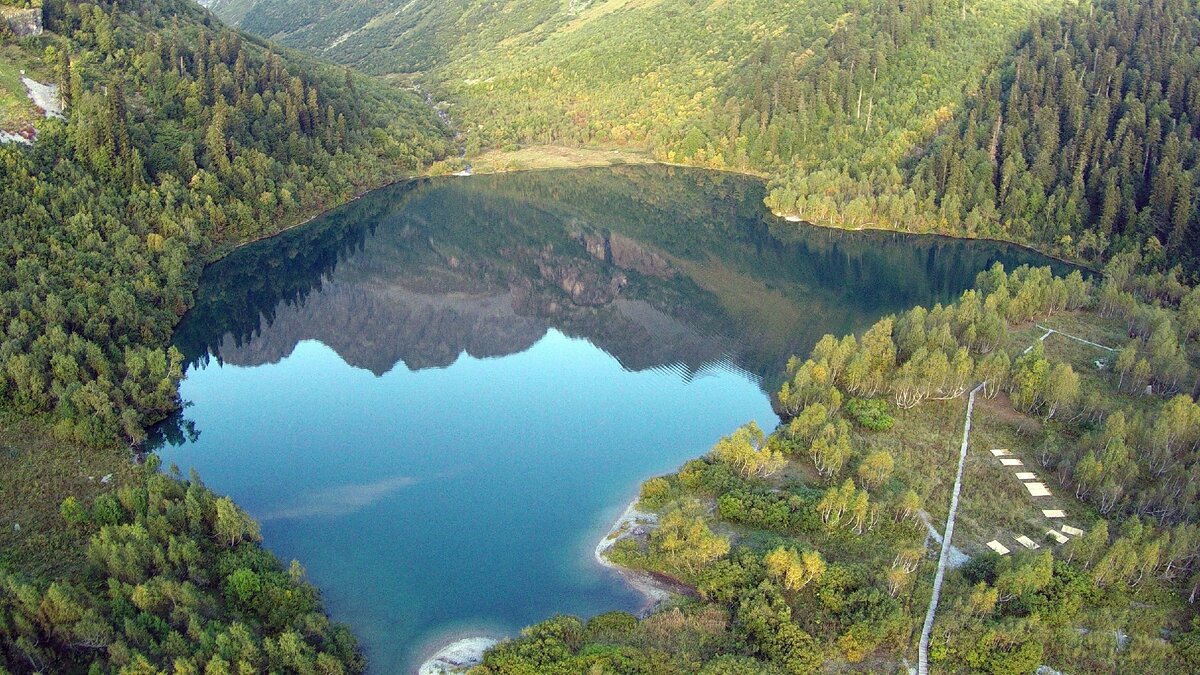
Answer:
[585, 611, 638, 639]
[845, 398, 895, 431]
[91, 494, 124, 526]
[639, 477, 673, 509]
[59, 496, 87, 526]
[226, 568, 262, 607]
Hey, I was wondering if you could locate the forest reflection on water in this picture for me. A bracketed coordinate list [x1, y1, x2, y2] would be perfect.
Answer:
[154, 166, 1068, 672]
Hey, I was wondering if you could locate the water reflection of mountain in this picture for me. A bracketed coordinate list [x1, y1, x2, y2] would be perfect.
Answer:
[175, 166, 1069, 387]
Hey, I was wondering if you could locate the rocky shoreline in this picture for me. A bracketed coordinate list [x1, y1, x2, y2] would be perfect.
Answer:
[592, 498, 682, 616]
[417, 636, 499, 675]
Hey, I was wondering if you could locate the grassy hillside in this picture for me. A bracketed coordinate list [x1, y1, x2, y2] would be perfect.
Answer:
[197, 0, 258, 26]
[236, 0, 565, 74]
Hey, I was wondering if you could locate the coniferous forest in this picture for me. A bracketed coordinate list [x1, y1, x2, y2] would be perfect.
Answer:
[771, 0, 1200, 270]
[1, 0, 447, 671]
[5, 0, 1200, 672]
[219, 0, 1200, 274]
[1, 0, 448, 445]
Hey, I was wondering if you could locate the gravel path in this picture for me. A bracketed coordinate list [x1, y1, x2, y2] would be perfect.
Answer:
[919, 511, 969, 569]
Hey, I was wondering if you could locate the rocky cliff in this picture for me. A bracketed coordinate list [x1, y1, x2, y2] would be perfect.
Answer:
[1, 7, 42, 36]
[208, 240, 740, 378]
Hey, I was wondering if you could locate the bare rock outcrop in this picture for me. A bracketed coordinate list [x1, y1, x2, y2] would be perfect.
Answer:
[572, 227, 676, 279]
[1, 7, 42, 36]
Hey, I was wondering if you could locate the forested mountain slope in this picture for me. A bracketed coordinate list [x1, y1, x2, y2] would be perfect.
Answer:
[0, 0, 449, 446]
[215, 0, 1063, 169]
[916, 0, 1200, 269]
[218, 0, 1200, 276]
[0, 0, 448, 670]
[769, 0, 1200, 270]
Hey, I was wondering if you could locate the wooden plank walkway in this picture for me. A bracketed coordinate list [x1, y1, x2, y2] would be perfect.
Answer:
[918, 382, 984, 675]
[1034, 324, 1116, 352]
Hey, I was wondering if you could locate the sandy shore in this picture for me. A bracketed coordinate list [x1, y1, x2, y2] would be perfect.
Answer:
[416, 498, 673, 673]
[594, 498, 677, 614]
[417, 636, 499, 675]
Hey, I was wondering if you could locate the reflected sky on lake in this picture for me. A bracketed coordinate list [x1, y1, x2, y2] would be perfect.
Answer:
[155, 166, 1067, 673]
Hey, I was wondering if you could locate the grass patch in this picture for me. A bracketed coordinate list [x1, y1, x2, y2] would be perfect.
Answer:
[0, 411, 136, 579]
[853, 398, 961, 524]
[465, 144, 655, 174]
[0, 44, 40, 132]
[1039, 311, 1129, 348]
[956, 394, 1097, 551]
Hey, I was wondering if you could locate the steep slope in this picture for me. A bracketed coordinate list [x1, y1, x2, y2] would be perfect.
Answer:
[914, 0, 1200, 269]
[0, 0, 449, 671]
[0, 0, 449, 446]
[769, 0, 1200, 271]
[236, 0, 565, 74]
[196, 0, 259, 25]
[217, 0, 1062, 169]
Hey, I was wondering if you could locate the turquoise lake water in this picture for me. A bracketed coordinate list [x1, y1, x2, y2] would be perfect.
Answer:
[153, 166, 1066, 672]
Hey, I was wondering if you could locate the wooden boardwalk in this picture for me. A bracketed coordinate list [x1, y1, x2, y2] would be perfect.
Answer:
[918, 382, 984, 675]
